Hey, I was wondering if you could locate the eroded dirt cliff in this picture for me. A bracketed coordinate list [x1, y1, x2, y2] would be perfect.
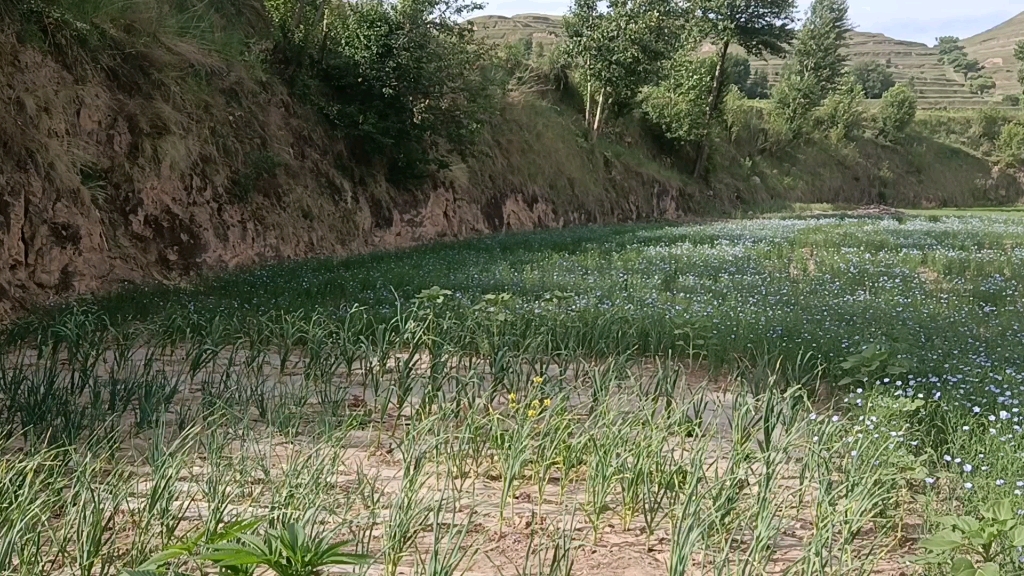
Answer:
[0, 31, 691, 318]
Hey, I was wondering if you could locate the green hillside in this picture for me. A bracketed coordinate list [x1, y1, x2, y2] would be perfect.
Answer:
[734, 31, 997, 109]
[964, 11, 1024, 95]
[470, 12, 1024, 109]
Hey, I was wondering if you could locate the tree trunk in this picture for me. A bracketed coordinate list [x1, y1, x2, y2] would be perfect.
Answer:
[592, 87, 606, 139]
[290, 0, 307, 34]
[317, 0, 332, 65]
[585, 80, 593, 126]
[694, 40, 731, 181]
[584, 56, 593, 126]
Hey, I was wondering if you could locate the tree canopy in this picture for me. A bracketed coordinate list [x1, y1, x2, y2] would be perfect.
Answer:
[850, 60, 895, 99]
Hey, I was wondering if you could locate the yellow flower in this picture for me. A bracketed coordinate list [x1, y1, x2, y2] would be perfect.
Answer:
[532, 376, 544, 385]
[531, 400, 541, 410]
[528, 409, 537, 419]
[543, 398, 552, 408]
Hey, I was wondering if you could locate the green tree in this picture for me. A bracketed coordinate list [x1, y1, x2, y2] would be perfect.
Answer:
[745, 68, 772, 99]
[771, 0, 851, 134]
[816, 73, 865, 140]
[967, 76, 996, 96]
[690, 0, 797, 179]
[952, 55, 983, 83]
[876, 83, 917, 143]
[564, 0, 682, 137]
[998, 120, 1024, 168]
[851, 60, 896, 99]
[1015, 40, 1024, 93]
[936, 36, 966, 63]
[271, 0, 498, 184]
[639, 53, 718, 144]
[724, 54, 752, 93]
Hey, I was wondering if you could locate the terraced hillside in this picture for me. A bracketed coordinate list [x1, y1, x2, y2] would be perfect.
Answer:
[470, 12, 1024, 109]
[742, 32, 998, 109]
[469, 13, 562, 47]
[964, 11, 1024, 96]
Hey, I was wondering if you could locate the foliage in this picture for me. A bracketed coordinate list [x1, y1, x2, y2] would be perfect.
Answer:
[876, 84, 917, 143]
[1015, 40, 1024, 89]
[967, 76, 996, 96]
[689, 0, 797, 178]
[837, 344, 905, 388]
[724, 54, 752, 93]
[936, 36, 966, 64]
[563, 0, 682, 135]
[953, 56, 984, 83]
[815, 74, 866, 141]
[268, 0, 499, 185]
[851, 60, 895, 99]
[720, 55, 770, 100]
[203, 522, 370, 576]
[745, 69, 772, 100]
[639, 53, 717, 144]
[915, 500, 1024, 576]
[786, 0, 851, 98]
[772, 0, 851, 135]
[997, 120, 1024, 168]
[1002, 94, 1021, 107]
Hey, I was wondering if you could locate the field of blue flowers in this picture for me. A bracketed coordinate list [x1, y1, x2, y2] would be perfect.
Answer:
[6, 216, 1024, 574]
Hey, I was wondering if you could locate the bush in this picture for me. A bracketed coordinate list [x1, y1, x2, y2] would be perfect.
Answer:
[1002, 94, 1021, 107]
[638, 53, 717, 144]
[745, 69, 771, 100]
[876, 84, 917, 143]
[850, 60, 895, 99]
[770, 68, 821, 137]
[268, 0, 500, 185]
[998, 120, 1024, 168]
[816, 74, 865, 140]
[967, 76, 996, 96]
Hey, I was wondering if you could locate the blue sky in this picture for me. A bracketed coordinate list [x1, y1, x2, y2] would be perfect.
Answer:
[478, 0, 1024, 45]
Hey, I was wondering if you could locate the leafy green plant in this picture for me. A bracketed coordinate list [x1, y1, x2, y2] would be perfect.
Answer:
[876, 83, 917, 143]
[816, 74, 866, 141]
[997, 120, 1024, 168]
[838, 344, 906, 388]
[203, 521, 369, 576]
[915, 500, 1024, 576]
[851, 60, 895, 99]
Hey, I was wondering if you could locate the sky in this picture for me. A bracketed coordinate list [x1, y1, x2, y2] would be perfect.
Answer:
[478, 0, 1024, 45]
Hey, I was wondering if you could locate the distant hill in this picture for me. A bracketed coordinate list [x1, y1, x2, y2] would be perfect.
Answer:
[964, 11, 1024, 95]
[722, 31, 996, 108]
[468, 14, 562, 46]
[469, 12, 1024, 109]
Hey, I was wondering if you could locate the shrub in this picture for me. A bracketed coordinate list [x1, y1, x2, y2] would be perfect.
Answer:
[816, 74, 865, 141]
[268, 0, 500, 185]
[997, 120, 1024, 168]
[639, 53, 717, 145]
[745, 69, 771, 100]
[876, 84, 917, 143]
[1002, 94, 1021, 107]
[966, 76, 996, 96]
[850, 60, 895, 99]
[971, 107, 1012, 146]
[770, 68, 821, 137]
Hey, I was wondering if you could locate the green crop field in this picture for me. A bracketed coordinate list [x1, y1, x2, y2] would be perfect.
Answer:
[6, 216, 1024, 574]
